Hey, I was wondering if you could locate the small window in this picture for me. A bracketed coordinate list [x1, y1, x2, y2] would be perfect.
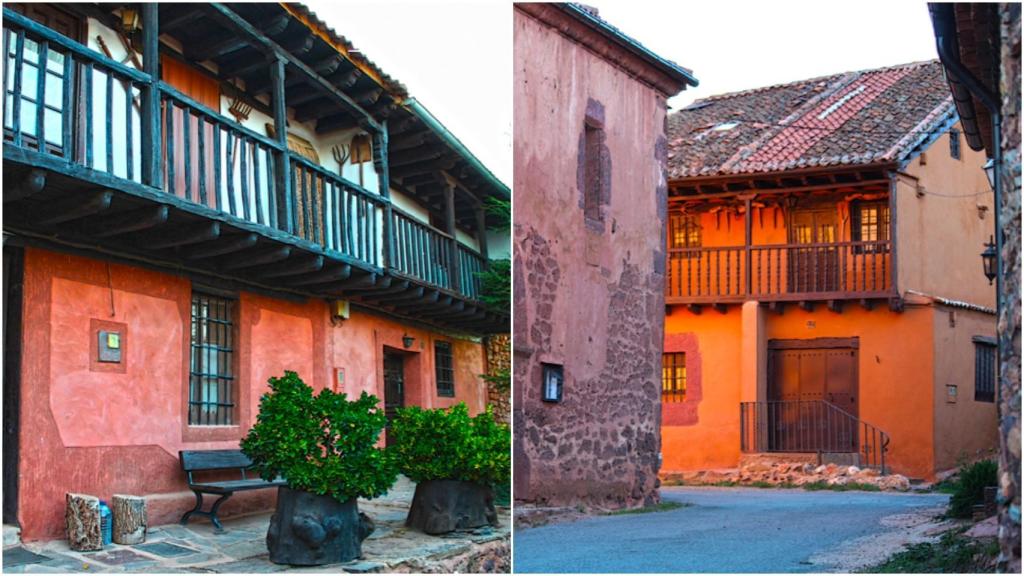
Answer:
[851, 202, 890, 253]
[668, 214, 701, 255]
[950, 129, 961, 160]
[434, 341, 454, 397]
[974, 337, 995, 402]
[350, 133, 372, 164]
[541, 363, 563, 403]
[662, 352, 686, 403]
[189, 292, 236, 425]
[584, 122, 603, 222]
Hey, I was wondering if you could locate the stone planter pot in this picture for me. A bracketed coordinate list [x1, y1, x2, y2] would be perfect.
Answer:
[405, 479, 498, 535]
[266, 487, 374, 565]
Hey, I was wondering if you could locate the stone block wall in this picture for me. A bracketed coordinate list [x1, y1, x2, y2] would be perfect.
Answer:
[998, 4, 1021, 573]
[485, 334, 511, 425]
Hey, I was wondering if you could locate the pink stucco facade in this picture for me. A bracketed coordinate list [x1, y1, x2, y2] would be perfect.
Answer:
[512, 4, 693, 509]
[16, 247, 488, 541]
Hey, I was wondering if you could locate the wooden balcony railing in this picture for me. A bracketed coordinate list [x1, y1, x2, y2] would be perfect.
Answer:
[666, 241, 892, 303]
[2, 10, 488, 301]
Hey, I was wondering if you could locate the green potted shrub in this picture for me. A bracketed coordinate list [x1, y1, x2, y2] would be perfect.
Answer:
[241, 371, 396, 565]
[389, 403, 510, 534]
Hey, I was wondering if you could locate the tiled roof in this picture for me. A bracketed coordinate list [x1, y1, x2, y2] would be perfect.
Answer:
[666, 60, 957, 179]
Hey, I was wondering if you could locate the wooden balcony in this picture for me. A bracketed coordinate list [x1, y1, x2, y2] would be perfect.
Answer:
[2, 8, 501, 333]
[666, 241, 893, 305]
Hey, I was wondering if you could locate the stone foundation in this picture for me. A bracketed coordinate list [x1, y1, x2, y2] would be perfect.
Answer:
[663, 458, 911, 491]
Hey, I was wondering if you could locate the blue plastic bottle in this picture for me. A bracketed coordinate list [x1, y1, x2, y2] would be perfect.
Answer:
[98, 501, 113, 546]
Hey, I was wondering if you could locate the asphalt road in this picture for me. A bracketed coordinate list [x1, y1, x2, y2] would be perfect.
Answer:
[513, 486, 949, 573]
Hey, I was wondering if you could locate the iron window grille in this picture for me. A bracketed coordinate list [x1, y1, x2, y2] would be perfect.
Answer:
[189, 292, 236, 425]
[973, 336, 996, 403]
[435, 341, 455, 397]
[950, 128, 961, 160]
[662, 352, 686, 403]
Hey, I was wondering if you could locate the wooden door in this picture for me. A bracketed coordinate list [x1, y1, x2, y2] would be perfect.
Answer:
[788, 208, 839, 293]
[382, 351, 405, 446]
[3, 247, 23, 525]
[768, 341, 858, 452]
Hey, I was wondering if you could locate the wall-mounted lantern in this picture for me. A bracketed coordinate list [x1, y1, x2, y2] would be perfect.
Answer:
[541, 363, 563, 403]
[402, 334, 415, 349]
[982, 235, 997, 285]
[119, 7, 141, 35]
[983, 158, 996, 191]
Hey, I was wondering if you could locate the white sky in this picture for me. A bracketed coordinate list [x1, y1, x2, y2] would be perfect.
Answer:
[301, 1, 942, 189]
[584, 0, 942, 111]
[303, 0, 512, 187]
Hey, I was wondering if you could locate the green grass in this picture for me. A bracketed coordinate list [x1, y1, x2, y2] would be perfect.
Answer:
[861, 528, 998, 573]
[605, 501, 691, 515]
[802, 480, 882, 492]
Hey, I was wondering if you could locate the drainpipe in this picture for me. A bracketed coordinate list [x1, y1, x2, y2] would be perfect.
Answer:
[935, 35, 1002, 395]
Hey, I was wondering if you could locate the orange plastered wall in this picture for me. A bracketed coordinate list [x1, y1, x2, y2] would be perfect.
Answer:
[661, 306, 744, 471]
[661, 302, 940, 479]
[896, 125, 995, 308]
[764, 304, 937, 478]
[16, 248, 487, 540]
[930, 306, 999, 471]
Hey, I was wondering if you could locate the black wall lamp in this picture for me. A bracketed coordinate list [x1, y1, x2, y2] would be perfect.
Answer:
[982, 236, 997, 285]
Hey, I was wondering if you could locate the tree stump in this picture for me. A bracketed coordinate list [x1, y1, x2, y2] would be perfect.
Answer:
[405, 480, 498, 535]
[112, 494, 147, 545]
[266, 487, 373, 566]
[65, 493, 102, 551]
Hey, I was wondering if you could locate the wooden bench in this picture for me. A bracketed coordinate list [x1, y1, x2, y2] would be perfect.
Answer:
[179, 449, 286, 533]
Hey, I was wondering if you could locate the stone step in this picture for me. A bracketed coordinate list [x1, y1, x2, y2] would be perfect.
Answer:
[3, 524, 21, 548]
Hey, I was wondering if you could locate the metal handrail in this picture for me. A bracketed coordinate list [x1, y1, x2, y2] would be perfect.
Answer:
[740, 399, 890, 473]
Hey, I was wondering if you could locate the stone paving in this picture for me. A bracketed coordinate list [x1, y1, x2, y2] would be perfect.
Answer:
[3, 479, 510, 573]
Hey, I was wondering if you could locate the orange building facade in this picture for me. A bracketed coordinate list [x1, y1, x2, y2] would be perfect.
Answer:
[2, 4, 508, 541]
[660, 61, 998, 480]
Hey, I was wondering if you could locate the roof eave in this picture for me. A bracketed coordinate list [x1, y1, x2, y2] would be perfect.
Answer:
[558, 3, 698, 89]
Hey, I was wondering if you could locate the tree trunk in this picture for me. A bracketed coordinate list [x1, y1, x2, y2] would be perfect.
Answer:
[266, 487, 374, 566]
[405, 480, 498, 535]
[65, 493, 102, 551]
[112, 494, 147, 545]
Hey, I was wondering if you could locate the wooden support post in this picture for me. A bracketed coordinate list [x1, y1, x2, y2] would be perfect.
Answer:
[65, 493, 102, 551]
[475, 200, 489, 262]
[140, 4, 162, 188]
[111, 494, 147, 545]
[373, 126, 393, 269]
[270, 54, 293, 234]
[443, 180, 461, 293]
[744, 196, 752, 296]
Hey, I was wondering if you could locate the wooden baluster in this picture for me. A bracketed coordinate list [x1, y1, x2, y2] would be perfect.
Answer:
[266, 147, 277, 229]
[225, 130, 235, 215]
[212, 124, 221, 210]
[239, 137, 249, 221]
[84, 62, 93, 168]
[196, 115, 206, 206]
[62, 51, 74, 159]
[182, 107, 191, 200]
[251, 140, 261, 223]
[345, 192, 354, 257]
[126, 82, 134, 181]
[105, 70, 113, 173]
[36, 41, 47, 152]
[163, 97, 173, 193]
[11, 30, 24, 147]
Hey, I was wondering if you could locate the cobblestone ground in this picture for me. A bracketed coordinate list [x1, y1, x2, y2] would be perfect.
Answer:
[3, 478, 510, 573]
